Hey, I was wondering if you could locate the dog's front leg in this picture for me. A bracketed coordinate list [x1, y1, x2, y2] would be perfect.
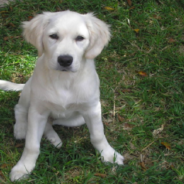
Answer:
[82, 102, 124, 165]
[10, 105, 49, 181]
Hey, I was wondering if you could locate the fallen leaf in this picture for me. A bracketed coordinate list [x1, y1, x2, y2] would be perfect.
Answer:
[0, 11, 8, 14]
[14, 36, 21, 39]
[103, 122, 109, 126]
[123, 152, 135, 161]
[3, 36, 20, 41]
[139, 162, 146, 171]
[161, 142, 171, 150]
[152, 124, 164, 137]
[56, 7, 61, 11]
[3, 37, 10, 41]
[15, 143, 24, 148]
[94, 173, 106, 178]
[129, 6, 135, 10]
[153, 15, 161, 19]
[133, 29, 140, 33]
[179, 45, 184, 55]
[0, 170, 5, 179]
[111, 166, 117, 173]
[168, 38, 175, 43]
[104, 6, 114, 11]
[4, 36, 14, 40]
[123, 123, 134, 130]
[1, 164, 9, 168]
[28, 16, 33, 20]
[17, 74, 23, 77]
[138, 71, 147, 77]
[118, 114, 124, 122]
[7, 22, 15, 27]
[127, 0, 132, 6]
[130, 142, 136, 150]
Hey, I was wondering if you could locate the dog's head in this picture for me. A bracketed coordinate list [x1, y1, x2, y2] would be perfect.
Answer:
[22, 11, 110, 72]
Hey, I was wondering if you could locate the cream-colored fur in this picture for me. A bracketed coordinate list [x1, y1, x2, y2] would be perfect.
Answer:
[0, 10, 124, 181]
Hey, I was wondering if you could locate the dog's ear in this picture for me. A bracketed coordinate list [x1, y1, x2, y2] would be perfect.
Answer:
[84, 13, 111, 59]
[22, 12, 53, 56]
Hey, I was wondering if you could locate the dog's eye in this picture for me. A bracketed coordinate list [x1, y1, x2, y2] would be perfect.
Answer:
[49, 34, 59, 40]
[76, 36, 84, 41]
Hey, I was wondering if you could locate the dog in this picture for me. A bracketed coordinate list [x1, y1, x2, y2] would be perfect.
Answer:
[0, 10, 124, 181]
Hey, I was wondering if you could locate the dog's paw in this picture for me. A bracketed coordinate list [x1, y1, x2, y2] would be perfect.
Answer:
[10, 170, 29, 181]
[101, 148, 124, 165]
[45, 131, 62, 148]
[14, 123, 27, 139]
[10, 162, 33, 181]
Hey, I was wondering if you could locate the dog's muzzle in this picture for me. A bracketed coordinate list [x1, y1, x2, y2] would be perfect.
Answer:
[58, 55, 73, 67]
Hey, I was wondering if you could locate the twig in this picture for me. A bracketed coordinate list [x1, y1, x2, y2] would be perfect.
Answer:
[112, 89, 116, 124]
[142, 141, 155, 151]
[161, 45, 170, 52]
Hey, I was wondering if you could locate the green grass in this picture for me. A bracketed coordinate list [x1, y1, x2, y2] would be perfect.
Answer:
[0, 0, 184, 183]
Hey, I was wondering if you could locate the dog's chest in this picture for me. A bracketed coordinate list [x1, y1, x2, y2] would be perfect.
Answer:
[47, 98, 88, 119]
[45, 87, 92, 117]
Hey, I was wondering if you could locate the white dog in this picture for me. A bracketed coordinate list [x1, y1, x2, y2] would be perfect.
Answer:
[0, 10, 124, 181]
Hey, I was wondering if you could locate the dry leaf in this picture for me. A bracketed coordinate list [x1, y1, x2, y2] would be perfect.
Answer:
[4, 36, 20, 41]
[3, 37, 10, 41]
[103, 122, 109, 126]
[56, 7, 61, 11]
[104, 6, 114, 11]
[28, 16, 33, 20]
[127, 0, 132, 6]
[152, 124, 164, 137]
[0, 11, 8, 14]
[94, 173, 106, 178]
[14, 36, 21, 39]
[0, 171, 5, 179]
[138, 71, 147, 77]
[123, 123, 134, 130]
[139, 162, 146, 171]
[168, 38, 175, 43]
[129, 6, 135, 10]
[111, 166, 117, 173]
[179, 45, 184, 55]
[15, 143, 24, 148]
[153, 15, 161, 19]
[130, 142, 136, 150]
[9, 22, 15, 27]
[118, 115, 124, 122]
[161, 142, 171, 150]
[123, 152, 135, 161]
[4, 36, 14, 40]
[1, 163, 9, 168]
[133, 29, 140, 33]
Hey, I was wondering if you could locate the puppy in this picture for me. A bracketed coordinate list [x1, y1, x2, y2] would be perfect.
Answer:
[0, 10, 124, 181]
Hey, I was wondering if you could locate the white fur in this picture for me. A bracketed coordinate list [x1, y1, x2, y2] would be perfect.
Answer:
[0, 80, 24, 91]
[0, 11, 124, 181]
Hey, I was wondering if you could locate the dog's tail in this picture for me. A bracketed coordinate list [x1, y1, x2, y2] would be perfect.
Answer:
[0, 80, 25, 91]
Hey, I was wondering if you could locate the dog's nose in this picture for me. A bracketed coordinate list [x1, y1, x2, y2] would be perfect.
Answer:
[58, 55, 73, 67]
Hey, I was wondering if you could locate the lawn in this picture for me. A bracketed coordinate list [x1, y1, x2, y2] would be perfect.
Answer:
[0, 0, 184, 183]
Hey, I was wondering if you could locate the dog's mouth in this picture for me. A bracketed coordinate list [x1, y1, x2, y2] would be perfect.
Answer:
[61, 68, 69, 71]
[56, 66, 74, 72]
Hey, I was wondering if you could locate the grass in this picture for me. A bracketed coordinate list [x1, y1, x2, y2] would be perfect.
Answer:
[0, 0, 184, 183]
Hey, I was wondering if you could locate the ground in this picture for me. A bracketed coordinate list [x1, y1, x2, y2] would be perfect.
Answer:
[0, 0, 184, 183]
